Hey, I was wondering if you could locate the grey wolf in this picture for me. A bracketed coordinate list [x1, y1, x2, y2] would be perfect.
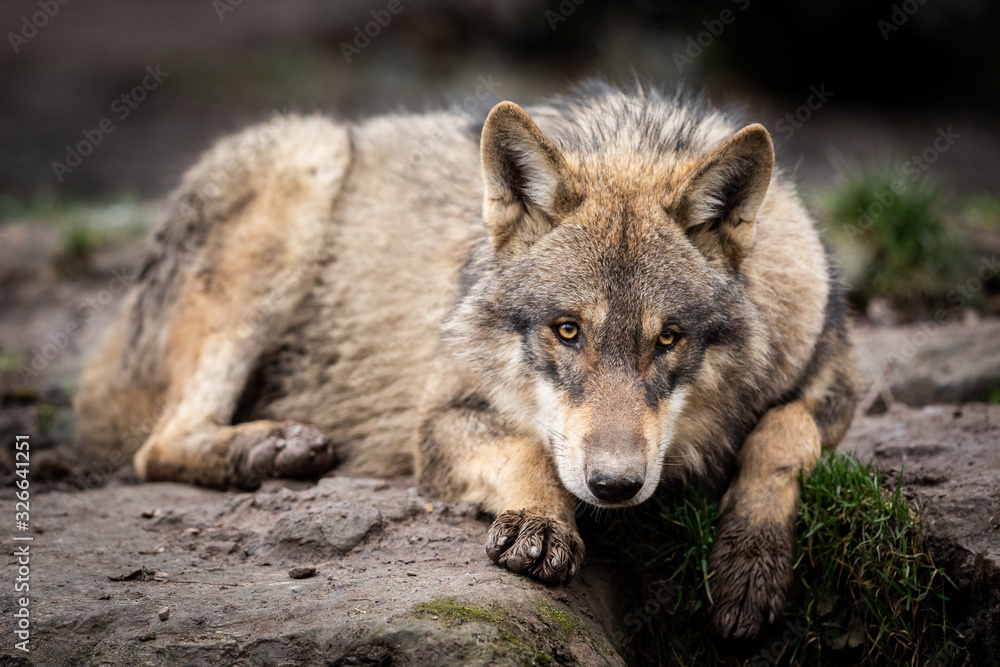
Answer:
[74, 81, 858, 639]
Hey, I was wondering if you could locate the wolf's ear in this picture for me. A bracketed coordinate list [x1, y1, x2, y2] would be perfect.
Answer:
[668, 124, 774, 268]
[480, 101, 582, 252]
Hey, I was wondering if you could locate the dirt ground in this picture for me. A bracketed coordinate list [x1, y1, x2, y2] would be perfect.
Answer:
[0, 477, 628, 666]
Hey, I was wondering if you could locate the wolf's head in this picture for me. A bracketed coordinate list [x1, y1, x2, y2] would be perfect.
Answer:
[452, 99, 774, 508]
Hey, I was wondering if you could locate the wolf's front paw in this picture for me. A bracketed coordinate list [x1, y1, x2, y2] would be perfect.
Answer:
[707, 515, 794, 641]
[230, 422, 336, 488]
[485, 510, 585, 585]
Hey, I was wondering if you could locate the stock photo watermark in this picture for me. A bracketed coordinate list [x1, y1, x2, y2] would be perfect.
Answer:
[17, 268, 136, 382]
[50, 65, 170, 183]
[748, 618, 809, 667]
[878, 0, 931, 41]
[7, 0, 71, 54]
[212, 0, 244, 22]
[399, 75, 501, 173]
[846, 126, 960, 240]
[775, 84, 833, 140]
[927, 589, 1000, 666]
[12, 435, 33, 653]
[672, 0, 751, 73]
[173, 111, 290, 225]
[546, 0, 586, 31]
[340, 0, 414, 63]
[609, 581, 679, 646]
[877, 253, 998, 369]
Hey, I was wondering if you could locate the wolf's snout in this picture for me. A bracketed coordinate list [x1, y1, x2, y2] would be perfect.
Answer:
[586, 470, 644, 503]
[581, 403, 648, 504]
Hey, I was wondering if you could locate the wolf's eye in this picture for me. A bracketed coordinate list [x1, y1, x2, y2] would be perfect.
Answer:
[656, 330, 680, 352]
[555, 322, 580, 344]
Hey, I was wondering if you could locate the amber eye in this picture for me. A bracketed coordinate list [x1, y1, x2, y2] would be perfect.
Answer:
[555, 322, 580, 343]
[656, 330, 679, 351]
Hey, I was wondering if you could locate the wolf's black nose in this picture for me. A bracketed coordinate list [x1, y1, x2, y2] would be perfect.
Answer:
[587, 471, 643, 503]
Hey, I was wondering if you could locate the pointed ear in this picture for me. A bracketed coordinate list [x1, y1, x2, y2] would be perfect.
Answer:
[668, 124, 774, 268]
[480, 101, 582, 252]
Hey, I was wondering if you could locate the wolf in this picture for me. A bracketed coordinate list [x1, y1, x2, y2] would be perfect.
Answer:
[74, 81, 858, 640]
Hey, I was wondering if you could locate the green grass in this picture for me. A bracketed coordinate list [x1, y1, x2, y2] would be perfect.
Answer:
[0, 191, 152, 279]
[0, 349, 23, 377]
[821, 166, 963, 314]
[960, 194, 1000, 233]
[0, 189, 88, 220]
[56, 222, 103, 278]
[603, 453, 960, 666]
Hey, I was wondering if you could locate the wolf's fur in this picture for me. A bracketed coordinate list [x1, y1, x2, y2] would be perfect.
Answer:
[75, 82, 858, 640]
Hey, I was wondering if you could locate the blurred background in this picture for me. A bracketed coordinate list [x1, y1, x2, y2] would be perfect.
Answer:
[1, 0, 998, 467]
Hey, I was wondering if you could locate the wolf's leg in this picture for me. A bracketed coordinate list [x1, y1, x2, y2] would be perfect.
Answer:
[707, 400, 821, 640]
[418, 405, 584, 585]
[132, 331, 336, 489]
[128, 116, 351, 488]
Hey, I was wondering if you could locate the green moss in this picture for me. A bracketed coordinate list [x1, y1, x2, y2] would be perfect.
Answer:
[415, 597, 510, 626]
[535, 602, 579, 642]
[530, 652, 553, 666]
[601, 452, 962, 666]
[414, 598, 554, 665]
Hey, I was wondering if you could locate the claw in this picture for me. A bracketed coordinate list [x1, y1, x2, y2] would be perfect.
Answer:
[484, 510, 584, 585]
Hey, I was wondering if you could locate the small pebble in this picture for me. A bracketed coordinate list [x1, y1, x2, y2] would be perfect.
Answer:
[289, 566, 317, 579]
[158, 606, 170, 621]
[406, 571, 417, 577]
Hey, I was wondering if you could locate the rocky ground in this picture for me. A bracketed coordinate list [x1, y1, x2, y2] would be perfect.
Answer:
[0, 477, 627, 666]
[1, 221, 999, 665]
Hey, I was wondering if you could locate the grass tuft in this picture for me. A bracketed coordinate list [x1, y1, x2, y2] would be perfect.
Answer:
[603, 452, 960, 666]
[822, 166, 963, 314]
[0, 191, 152, 280]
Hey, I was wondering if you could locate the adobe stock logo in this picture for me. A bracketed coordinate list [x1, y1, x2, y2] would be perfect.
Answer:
[546, 0, 586, 31]
[340, 0, 414, 63]
[672, 0, 751, 73]
[50, 65, 169, 182]
[878, 0, 930, 40]
[775, 85, 833, 140]
[7, 0, 71, 54]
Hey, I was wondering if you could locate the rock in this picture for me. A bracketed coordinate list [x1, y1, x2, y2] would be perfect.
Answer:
[0, 478, 626, 666]
[158, 606, 170, 621]
[840, 402, 1000, 659]
[856, 319, 1000, 410]
[265, 500, 382, 559]
[288, 566, 316, 579]
[841, 403, 1000, 565]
